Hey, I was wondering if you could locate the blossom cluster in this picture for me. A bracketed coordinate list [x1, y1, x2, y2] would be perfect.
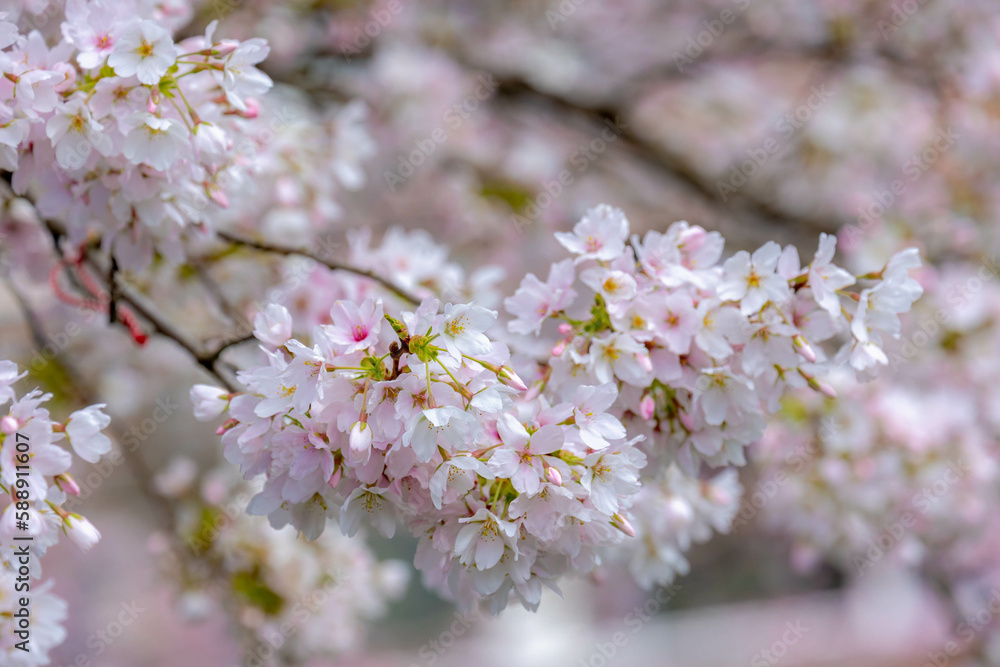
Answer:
[1, 0, 273, 269]
[503, 204, 922, 586]
[750, 233, 1000, 659]
[215, 94, 377, 247]
[193, 294, 646, 612]
[149, 458, 409, 660]
[506, 205, 922, 471]
[192, 204, 923, 609]
[0, 361, 107, 666]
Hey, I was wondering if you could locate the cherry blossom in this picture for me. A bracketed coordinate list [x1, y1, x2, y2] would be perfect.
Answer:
[0, 361, 108, 665]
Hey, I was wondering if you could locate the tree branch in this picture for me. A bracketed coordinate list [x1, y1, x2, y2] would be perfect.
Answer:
[215, 230, 422, 306]
[486, 71, 842, 234]
[33, 214, 240, 393]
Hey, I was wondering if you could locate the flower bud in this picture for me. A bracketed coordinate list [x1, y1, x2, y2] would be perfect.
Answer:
[816, 380, 837, 399]
[65, 515, 101, 551]
[214, 39, 240, 56]
[0, 415, 18, 434]
[805, 374, 837, 398]
[678, 225, 706, 252]
[349, 421, 372, 454]
[793, 334, 817, 363]
[191, 385, 231, 421]
[55, 474, 81, 497]
[215, 418, 239, 435]
[611, 513, 636, 537]
[235, 98, 260, 119]
[545, 464, 562, 486]
[497, 366, 528, 392]
[639, 393, 655, 421]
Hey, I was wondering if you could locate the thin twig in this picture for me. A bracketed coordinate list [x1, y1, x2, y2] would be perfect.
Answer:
[7, 279, 179, 528]
[106, 271, 240, 393]
[485, 72, 842, 234]
[191, 261, 248, 328]
[108, 256, 119, 325]
[216, 230, 421, 305]
[35, 216, 239, 392]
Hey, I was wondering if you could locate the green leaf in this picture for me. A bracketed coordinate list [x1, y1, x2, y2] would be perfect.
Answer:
[232, 570, 284, 616]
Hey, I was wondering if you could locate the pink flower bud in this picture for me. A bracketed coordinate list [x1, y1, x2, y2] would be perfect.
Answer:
[55, 474, 81, 497]
[545, 465, 562, 486]
[793, 334, 817, 363]
[611, 513, 636, 537]
[0, 416, 18, 434]
[498, 366, 528, 392]
[678, 225, 706, 252]
[215, 418, 239, 435]
[349, 421, 372, 454]
[817, 380, 837, 399]
[551, 340, 567, 357]
[214, 39, 240, 56]
[328, 466, 343, 488]
[240, 98, 261, 119]
[805, 374, 837, 398]
[639, 394, 655, 421]
[557, 322, 573, 335]
[637, 353, 653, 374]
[209, 187, 228, 208]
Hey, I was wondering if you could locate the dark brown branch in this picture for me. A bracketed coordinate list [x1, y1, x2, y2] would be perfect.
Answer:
[108, 256, 119, 325]
[34, 214, 240, 392]
[487, 73, 841, 234]
[5, 279, 179, 531]
[104, 271, 239, 393]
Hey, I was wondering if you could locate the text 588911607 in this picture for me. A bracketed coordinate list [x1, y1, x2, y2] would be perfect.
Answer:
[12, 431, 33, 653]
